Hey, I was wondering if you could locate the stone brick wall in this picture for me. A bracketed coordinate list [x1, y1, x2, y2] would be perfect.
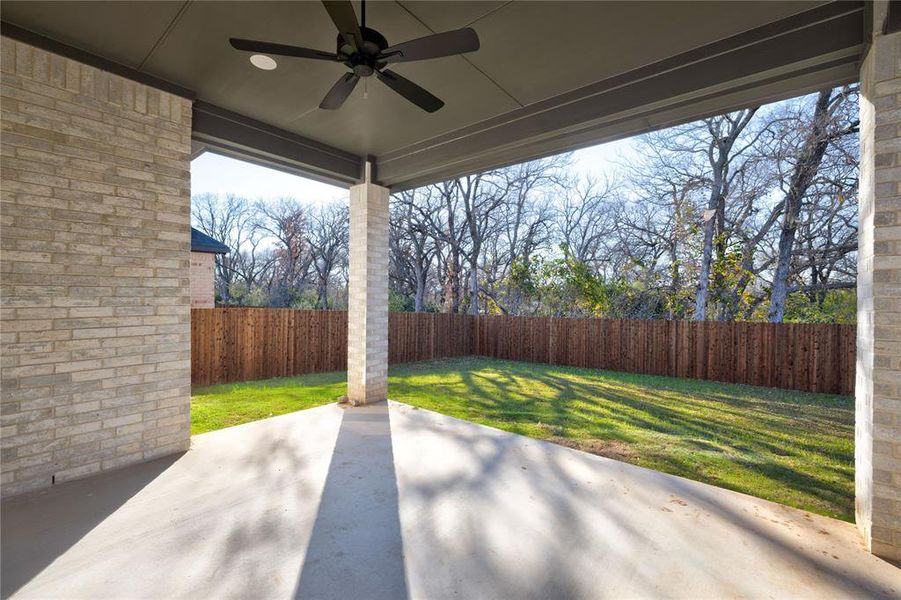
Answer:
[1, 37, 193, 497]
[346, 182, 389, 405]
[857, 24, 901, 560]
[190, 252, 215, 308]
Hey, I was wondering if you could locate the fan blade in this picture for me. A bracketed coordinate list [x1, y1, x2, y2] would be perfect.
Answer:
[319, 73, 360, 110]
[377, 69, 444, 113]
[378, 28, 479, 64]
[322, 1, 362, 50]
[230, 38, 338, 61]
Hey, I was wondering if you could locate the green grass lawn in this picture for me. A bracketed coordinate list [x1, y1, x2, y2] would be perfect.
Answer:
[191, 357, 854, 521]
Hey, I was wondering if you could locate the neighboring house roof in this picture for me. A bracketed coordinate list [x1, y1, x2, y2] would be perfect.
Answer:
[191, 227, 230, 254]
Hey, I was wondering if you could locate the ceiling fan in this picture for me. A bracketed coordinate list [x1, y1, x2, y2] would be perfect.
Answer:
[229, 0, 480, 113]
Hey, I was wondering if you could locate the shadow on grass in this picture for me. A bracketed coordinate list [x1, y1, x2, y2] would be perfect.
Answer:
[388, 357, 855, 520]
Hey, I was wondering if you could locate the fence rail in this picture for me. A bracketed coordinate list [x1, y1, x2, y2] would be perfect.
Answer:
[191, 308, 855, 394]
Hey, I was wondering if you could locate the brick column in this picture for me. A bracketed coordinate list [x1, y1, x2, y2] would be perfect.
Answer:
[0, 37, 192, 497]
[346, 181, 389, 405]
[857, 4, 901, 561]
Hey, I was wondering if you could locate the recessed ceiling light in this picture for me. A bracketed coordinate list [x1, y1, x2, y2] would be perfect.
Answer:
[249, 54, 277, 70]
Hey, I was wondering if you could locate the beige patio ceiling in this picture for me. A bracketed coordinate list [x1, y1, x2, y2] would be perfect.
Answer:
[1, 1, 864, 189]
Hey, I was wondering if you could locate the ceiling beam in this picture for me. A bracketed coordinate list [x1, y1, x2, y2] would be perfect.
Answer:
[191, 101, 363, 188]
[376, 1, 864, 190]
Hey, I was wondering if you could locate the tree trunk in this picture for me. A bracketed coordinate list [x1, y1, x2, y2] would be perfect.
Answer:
[445, 253, 461, 313]
[694, 201, 717, 321]
[413, 264, 425, 312]
[767, 216, 798, 322]
[318, 278, 329, 310]
[768, 90, 834, 322]
[468, 258, 479, 315]
[668, 242, 680, 320]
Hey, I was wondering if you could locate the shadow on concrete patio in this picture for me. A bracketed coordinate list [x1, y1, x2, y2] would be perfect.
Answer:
[0, 454, 182, 598]
[2, 402, 897, 598]
[293, 402, 408, 599]
[388, 402, 900, 599]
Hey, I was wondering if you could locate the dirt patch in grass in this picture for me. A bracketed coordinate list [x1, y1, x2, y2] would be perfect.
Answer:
[547, 436, 637, 462]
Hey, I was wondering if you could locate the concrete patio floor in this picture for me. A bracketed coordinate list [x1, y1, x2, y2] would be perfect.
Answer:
[2, 401, 899, 599]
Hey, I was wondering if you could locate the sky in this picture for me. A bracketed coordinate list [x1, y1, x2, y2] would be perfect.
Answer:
[191, 153, 350, 202]
[190, 138, 635, 203]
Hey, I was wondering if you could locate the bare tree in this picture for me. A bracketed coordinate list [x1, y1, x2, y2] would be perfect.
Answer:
[307, 202, 348, 309]
[766, 87, 859, 321]
[690, 110, 762, 320]
[253, 198, 312, 306]
[391, 188, 438, 311]
[620, 144, 706, 318]
[457, 171, 505, 314]
[483, 156, 566, 314]
[407, 179, 469, 313]
[558, 174, 619, 267]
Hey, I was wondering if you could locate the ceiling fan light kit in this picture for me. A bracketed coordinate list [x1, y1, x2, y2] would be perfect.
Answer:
[230, 0, 480, 113]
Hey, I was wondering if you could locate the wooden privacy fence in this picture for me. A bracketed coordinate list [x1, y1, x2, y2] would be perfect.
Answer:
[474, 316, 855, 395]
[191, 308, 855, 394]
[190, 308, 473, 386]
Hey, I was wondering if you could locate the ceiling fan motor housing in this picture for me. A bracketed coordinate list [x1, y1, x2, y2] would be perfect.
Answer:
[340, 26, 388, 78]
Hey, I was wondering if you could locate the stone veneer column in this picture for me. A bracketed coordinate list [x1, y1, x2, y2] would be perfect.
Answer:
[857, 4, 901, 561]
[346, 180, 389, 405]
